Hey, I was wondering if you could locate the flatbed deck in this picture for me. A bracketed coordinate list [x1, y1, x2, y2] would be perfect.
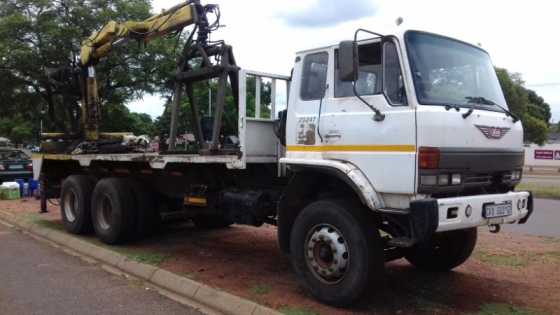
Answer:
[32, 152, 247, 170]
[34, 69, 289, 176]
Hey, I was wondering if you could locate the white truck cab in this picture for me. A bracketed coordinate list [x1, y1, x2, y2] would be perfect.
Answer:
[274, 29, 532, 304]
[281, 28, 531, 232]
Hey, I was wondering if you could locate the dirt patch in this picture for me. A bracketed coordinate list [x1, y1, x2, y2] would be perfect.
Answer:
[1, 199, 558, 315]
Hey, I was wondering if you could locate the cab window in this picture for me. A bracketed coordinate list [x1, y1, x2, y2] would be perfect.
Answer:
[335, 43, 382, 98]
[383, 41, 406, 105]
[300, 52, 328, 101]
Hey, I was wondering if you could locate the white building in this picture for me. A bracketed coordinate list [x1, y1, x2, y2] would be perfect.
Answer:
[524, 143, 560, 168]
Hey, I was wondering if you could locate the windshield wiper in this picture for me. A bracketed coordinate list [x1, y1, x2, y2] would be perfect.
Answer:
[461, 98, 476, 119]
[463, 96, 519, 122]
[445, 104, 461, 112]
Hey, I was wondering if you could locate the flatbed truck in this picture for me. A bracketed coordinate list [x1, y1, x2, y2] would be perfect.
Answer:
[34, 1, 533, 306]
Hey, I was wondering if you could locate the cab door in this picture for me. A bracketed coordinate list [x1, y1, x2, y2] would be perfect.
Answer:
[317, 39, 417, 195]
[285, 50, 329, 148]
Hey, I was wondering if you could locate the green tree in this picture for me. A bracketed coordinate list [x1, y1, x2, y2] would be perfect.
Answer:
[129, 112, 156, 136]
[0, 115, 34, 144]
[523, 115, 548, 145]
[526, 89, 551, 122]
[495, 68, 528, 117]
[98, 103, 155, 136]
[153, 76, 273, 139]
[0, 0, 179, 140]
[495, 68, 550, 144]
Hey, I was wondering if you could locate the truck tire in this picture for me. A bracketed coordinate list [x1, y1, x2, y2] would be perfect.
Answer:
[60, 175, 96, 234]
[128, 180, 160, 239]
[91, 178, 137, 244]
[405, 228, 477, 271]
[289, 199, 384, 306]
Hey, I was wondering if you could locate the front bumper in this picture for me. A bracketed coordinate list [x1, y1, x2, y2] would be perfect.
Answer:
[435, 191, 533, 232]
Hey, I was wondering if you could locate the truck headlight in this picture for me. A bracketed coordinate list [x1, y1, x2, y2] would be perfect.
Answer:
[451, 174, 462, 185]
[421, 174, 461, 186]
[437, 174, 449, 186]
[420, 175, 437, 185]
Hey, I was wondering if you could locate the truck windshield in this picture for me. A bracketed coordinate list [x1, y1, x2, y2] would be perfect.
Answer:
[405, 31, 507, 110]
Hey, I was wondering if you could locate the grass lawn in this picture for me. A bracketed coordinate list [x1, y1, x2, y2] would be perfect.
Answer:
[475, 303, 544, 315]
[517, 183, 560, 200]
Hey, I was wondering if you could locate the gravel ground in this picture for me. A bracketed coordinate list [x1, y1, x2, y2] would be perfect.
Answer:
[1, 199, 558, 315]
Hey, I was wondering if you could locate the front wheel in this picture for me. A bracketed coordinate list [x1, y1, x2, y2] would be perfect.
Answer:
[405, 228, 477, 271]
[289, 199, 385, 306]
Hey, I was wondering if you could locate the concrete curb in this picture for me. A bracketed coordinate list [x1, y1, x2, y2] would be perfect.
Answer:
[0, 211, 281, 315]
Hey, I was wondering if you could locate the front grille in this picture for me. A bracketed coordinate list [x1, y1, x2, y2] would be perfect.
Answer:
[418, 170, 519, 197]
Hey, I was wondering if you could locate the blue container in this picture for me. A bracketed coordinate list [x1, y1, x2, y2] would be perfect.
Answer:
[29, 180, 39, 197]
[23, 183, 29, 197]
[15, 179, 25, 197]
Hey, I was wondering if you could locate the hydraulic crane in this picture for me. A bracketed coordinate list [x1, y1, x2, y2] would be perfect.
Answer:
[48, 0, 238, 154]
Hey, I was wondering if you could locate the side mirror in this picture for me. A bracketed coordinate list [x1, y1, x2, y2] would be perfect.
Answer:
[338, 40, 358, 82]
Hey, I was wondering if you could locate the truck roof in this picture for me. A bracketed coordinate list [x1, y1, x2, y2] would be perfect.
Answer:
[295, 28, 487, 56]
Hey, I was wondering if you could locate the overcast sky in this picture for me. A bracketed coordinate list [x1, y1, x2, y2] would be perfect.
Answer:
[128, 0, 560, 122]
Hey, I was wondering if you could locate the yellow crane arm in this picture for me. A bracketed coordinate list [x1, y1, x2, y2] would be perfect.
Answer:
[80, 2, 196, 66]
[74, 1, 223, 143]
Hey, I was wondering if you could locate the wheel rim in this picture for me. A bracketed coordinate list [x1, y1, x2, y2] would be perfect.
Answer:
[63, 190, 78, 223]
[96, 194, 113, 230]
[305, 224, 349, 284]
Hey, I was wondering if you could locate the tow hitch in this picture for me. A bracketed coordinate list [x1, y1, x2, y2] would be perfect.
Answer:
[489, 224, 501, 234]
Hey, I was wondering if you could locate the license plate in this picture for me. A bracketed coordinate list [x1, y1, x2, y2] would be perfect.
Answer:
[8, 165, 23, 170]
[484, 201, 513, 219]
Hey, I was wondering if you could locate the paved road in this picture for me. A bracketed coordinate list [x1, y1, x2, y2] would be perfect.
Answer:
[503, 198, 560, 238]
[0, 223, 203, 315]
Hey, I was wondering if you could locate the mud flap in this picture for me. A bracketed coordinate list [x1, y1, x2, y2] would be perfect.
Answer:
[409, 199, 439, 243]
[385, 199, 439, 248]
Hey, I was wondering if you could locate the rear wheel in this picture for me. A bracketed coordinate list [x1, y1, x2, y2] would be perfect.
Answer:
[91, 178, 136, 244]
[405, 228, 477, 271]
[60, 175, 95, 234]
[289, 199, 384, 306]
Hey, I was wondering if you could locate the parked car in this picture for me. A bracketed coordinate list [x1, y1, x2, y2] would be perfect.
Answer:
[0, 137, 13, 148]
[0, 149, 33, 184]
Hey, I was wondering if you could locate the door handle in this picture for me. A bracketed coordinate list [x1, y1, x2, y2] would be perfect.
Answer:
[324, 133, 341, 139]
